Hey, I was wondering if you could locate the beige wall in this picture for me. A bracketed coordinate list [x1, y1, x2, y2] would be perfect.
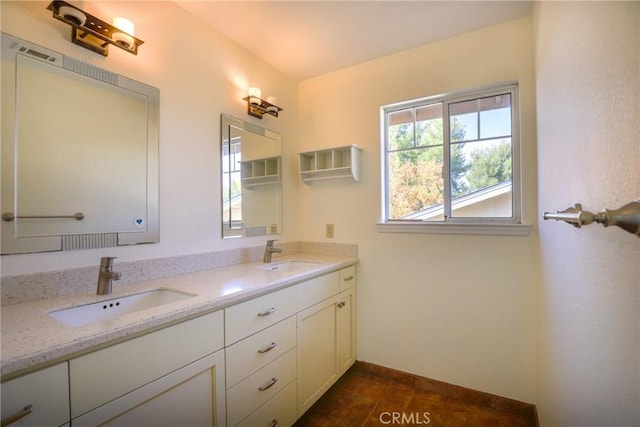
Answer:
[298, 17, 538, 403]
[0, 1, 300, 275]
[534, 2, 640, 426]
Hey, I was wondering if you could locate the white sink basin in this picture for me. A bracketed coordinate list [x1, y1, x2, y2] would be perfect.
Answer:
[258, 260, 321, 272]
[49, 289, 194, 328]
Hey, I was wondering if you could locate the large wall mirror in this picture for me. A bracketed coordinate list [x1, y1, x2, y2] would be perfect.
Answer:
[221, 114, 282, 238]
[0, 32, 159, 254]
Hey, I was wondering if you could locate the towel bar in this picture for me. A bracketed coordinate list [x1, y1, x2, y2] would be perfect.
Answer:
[543, 200, 640, 236]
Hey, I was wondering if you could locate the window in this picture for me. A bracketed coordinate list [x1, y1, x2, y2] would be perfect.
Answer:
[380, 84, 528, 235]
[222, 136, 242, 230]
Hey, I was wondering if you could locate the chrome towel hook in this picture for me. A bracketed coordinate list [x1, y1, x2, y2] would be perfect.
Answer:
[543, 200, 640, 236]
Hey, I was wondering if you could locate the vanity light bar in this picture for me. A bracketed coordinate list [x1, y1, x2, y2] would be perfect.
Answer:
[47, 1, 143, 56]
[242, 96, 283, 119]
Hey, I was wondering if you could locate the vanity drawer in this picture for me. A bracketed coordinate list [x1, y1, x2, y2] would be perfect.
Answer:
[226, 315, 297, 388]
[339, 265, 357, 292]
[1, 362, 69, 427]
[296, 271, 339, 311]
[225, 285, 297, 345]
[69, 310, 223, 418]
[237, 380, 297, 427]
[226, 348, 297, 426]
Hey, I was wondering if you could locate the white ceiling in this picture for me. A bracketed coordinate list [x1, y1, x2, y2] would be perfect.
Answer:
[176, 1, 533, 81]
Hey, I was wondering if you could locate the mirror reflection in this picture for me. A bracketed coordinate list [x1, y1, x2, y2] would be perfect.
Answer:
[0, 32, 159, 254]
[221, 114, 282, 238]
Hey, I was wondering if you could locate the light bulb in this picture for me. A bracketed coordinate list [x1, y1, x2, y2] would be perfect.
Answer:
[248, 87, 262, 105]
[113, 17, 134, 35]
[266, 96, 279, 113]
[112, 17, 134, 49]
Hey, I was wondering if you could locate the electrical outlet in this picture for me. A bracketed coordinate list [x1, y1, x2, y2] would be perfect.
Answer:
[326, 224, 334, 239]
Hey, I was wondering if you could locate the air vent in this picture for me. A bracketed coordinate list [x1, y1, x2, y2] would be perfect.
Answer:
[63, 56, 117, 84]
[2, 32, 62, 65]
[62, 233, 118, 250]
[20, 47, 53, 62]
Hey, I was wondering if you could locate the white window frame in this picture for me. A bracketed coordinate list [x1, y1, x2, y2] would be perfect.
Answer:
[377, 83, 530, 236]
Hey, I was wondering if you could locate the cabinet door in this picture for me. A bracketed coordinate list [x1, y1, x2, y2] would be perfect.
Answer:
[337, 287, 356, 375]
[70, 310, 223, 418]
[1, 362, 69, 427]
[296, 297, 338, 415]
[73, 350, 226, 427]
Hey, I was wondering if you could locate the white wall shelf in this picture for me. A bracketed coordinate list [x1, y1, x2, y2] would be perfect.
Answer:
[298, 145, 361, 183]
[240, 156, 281, 188]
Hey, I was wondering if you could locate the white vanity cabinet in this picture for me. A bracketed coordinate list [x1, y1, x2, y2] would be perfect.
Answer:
[224, 264, 357, 426]
[69, 310, 226, 427]
[1, 261, 357, 427]
[296, 266, 357, 416]
[0, 362, 69, 427]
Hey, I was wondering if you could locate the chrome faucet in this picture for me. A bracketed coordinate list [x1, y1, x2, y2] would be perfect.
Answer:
[97, 257, 122, 295]
[263, 239, 282, 263]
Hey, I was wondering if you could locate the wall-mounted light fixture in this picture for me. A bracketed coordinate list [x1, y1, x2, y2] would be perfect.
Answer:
[47, 1, 143, 56]
[243, 87, 283, 119]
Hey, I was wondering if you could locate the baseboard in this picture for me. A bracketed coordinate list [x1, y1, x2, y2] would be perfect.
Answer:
[352, 360, 538, 425]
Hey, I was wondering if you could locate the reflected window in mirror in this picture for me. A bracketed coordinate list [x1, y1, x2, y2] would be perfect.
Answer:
[222, 133, 243, 230]
[221, 115, 282, 239]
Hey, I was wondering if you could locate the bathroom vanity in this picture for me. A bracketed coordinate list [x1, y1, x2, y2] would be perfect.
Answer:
[0, 255, 357, 427]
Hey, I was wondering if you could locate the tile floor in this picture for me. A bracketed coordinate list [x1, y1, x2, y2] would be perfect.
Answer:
[294, 363, 537, 427]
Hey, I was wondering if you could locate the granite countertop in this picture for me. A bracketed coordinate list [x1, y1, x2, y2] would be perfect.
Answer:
[1, 253, 357, 379]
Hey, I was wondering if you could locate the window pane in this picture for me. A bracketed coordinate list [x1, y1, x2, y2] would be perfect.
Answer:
[450, 100, 478, 142]
[387, 147, 443, 220]
[388, 110, 414, 151]
[479, 94, 511, 139]
[450, 139, 513, 218]
[416, 104, 443, 147]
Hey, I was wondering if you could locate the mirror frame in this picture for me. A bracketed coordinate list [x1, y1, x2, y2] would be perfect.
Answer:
[220, 114, 282, 239]
[0, 32, 159, 254]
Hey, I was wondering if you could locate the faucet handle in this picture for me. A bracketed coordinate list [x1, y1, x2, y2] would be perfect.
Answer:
[266, 239, 278, 246]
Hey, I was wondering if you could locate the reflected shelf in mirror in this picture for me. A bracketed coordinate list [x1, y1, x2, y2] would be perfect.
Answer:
[221, 114, 283, 239]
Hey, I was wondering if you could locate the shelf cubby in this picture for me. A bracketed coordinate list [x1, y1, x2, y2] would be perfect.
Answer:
[298, 145, 361, 183]
[240, 156, 281, 188]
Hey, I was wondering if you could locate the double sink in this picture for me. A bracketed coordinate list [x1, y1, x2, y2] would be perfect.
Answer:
[49, 260, 320, 328]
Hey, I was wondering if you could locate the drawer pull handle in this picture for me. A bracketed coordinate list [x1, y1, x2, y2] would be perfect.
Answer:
[1, 404, 33, 426]
[257, 307, 276, 317]
[258, 342, 277, 354]
[258, 377, 278, 391]
[271, 420, 278, 427]
[343, 275, 354, 281]
[337, 301, 346, 308]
